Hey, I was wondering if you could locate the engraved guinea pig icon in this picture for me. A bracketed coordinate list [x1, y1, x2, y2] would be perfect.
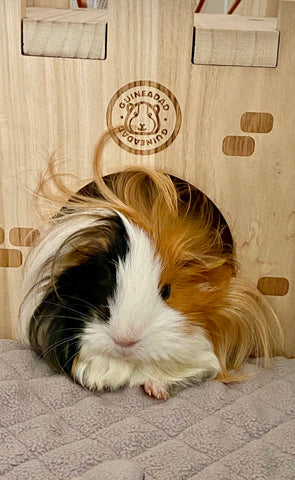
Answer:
[124, 101, 160, 135]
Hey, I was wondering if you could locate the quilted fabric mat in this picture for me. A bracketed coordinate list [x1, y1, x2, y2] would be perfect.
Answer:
[0, 339, 294, 480]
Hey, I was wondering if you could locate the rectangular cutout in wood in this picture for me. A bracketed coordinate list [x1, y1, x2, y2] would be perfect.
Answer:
[193, 14, 279, 67]
[22, 9, 279, 67]
[22, 7, 107, 59]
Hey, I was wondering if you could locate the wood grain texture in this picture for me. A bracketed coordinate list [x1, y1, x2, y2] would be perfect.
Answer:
[258, 277, 289, 296]
[193, 14, 279, 67]
[23, 8, 279, 67]
[26, 1, 70, 7]
[9, 227, 40, 246]
[222, 136, 255, 156]
[23, 8, 107, 59]
[234, 0, 279, 16]
[0, 0, 295, 354]
[240, 112, 274, 133]
[0, 250, 22, 268]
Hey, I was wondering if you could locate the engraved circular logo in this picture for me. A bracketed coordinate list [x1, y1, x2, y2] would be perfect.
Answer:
[106, 81, 182, 155]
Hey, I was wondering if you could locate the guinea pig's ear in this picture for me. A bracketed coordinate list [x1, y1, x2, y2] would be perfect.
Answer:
[126, 103, 134, 113]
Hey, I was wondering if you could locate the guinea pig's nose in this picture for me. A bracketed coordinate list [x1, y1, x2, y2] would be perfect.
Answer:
[113, 338, 138, 348]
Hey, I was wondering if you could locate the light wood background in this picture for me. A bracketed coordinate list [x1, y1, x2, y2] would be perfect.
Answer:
[1, 0, 294, 355]
[25, 0, 280, 14]
[26, 0, 70, 7]
[235, 0, 279, 16]
[22, 9, 279, 67]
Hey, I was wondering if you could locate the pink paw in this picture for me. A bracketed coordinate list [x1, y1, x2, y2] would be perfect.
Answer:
[143, 380, 169, 400]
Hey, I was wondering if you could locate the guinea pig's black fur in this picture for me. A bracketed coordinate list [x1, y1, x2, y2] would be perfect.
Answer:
[29, 215, 129, 376]
[19, 164, 284, 400]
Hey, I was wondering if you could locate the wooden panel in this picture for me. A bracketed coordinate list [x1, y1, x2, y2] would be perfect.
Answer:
[26, 1, 70, 7]
[23, 8, 107, 59]
[0, 250, 22, 268]
[0, 228, 4, 244]
[23, 9, 279, 67]
[193, 14, 279, 67]
[241, 112, 274, 133]
[234, 0, 279, 17]
[222, 136, 255, 156]
[9, 227, 40, 246]
[1, 0, 295, 353]
[258, 277, 289, 296]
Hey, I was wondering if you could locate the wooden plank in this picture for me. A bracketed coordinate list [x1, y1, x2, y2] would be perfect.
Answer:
[23, 7, 107, 59]
[23, 8, 279, 67]
[1, 0, 295, 353]
[26, 1, 70, 7]
[234, 0, 279, 16]
[193, 14, 279, 67]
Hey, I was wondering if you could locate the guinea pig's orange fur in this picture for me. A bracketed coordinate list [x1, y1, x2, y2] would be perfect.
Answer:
[35, 131, 284, 383]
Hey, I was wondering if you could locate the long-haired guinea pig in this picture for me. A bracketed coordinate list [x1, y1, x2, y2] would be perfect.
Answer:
[19, 140, 284, 400]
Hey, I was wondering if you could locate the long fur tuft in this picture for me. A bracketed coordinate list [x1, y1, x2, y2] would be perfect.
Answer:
[203, 278, 284, 382]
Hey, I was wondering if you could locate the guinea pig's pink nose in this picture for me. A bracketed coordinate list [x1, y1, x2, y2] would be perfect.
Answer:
[113, 338, 138, 348]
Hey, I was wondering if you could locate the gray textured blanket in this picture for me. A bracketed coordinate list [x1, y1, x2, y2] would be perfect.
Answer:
[0, 340, 294, 480]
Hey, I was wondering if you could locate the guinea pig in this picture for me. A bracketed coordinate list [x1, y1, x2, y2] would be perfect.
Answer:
[124, 101, 160, 135]
[18, 143, 284, 400]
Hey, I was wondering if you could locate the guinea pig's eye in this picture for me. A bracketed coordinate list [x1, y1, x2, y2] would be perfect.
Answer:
[160, 283, 171, 301]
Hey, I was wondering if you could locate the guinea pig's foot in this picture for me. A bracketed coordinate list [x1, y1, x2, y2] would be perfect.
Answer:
[143, 380, 169, 400]
[72, 365, 103, 392]
[82, 379, 104, 393]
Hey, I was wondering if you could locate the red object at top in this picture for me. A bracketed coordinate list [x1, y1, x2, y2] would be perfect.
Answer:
[195, 0, 206, 13]
[195, 0, 243, 14]
[77, 0, 87, 7]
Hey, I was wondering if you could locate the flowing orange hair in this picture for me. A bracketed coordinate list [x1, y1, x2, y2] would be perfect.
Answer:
[34, 130, 285, 382]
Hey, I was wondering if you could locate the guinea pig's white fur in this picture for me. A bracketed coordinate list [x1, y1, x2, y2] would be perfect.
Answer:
[19, 143, 284, 400]
[73, 213, 221, 396]
[19, 208, 221, 400]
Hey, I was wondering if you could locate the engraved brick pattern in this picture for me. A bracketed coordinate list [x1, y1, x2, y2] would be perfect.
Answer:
[222, 111, 273, 157]
[0, 249, 22, 268]
[0, 227, 40, 268]
[222, 135, 255, 156]
[9, 228, 40, 247]
[241, 112, 274, 133]
[258, 277, 289, 296]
